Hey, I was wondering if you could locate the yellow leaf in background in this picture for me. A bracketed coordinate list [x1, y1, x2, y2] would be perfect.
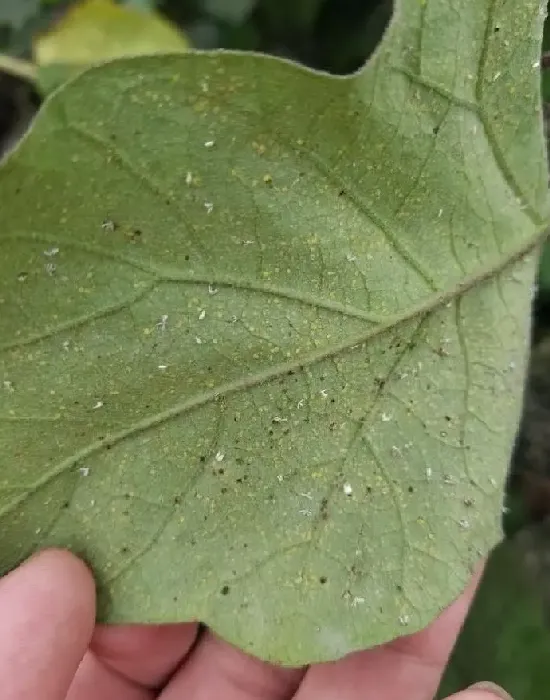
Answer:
[34, 0, 189, 67]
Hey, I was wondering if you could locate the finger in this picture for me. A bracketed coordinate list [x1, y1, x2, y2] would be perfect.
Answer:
[446, 682, 513, 700]
[294, 564, 484, 700]
[159, 630, 305, 700]
[89, 622, 200, 689]
[0, 549, 95, 700]
[67, 651, 153, 700]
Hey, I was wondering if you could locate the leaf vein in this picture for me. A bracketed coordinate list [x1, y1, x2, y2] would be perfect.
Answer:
[7, 230, 542, 509]
[0, 278, 157, 352]
[282, 137, 439, 291]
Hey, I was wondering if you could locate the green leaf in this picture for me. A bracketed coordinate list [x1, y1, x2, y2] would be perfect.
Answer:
[34, 62, 74, 95]
[438, 533, 550, 700]
[32, 0, 190, 95]
[0, 0, 548, 665]
[34, 0, 189, 67]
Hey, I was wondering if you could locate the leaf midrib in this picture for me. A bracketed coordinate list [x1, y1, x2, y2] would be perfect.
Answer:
[4, 222, 544, 513]
[0, 223, 542, 353]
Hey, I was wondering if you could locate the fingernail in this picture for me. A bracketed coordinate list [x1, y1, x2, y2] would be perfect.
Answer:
[468, 681, 513, 700]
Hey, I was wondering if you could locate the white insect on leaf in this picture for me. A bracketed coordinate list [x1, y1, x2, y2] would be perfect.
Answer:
[156, 314, 168, 332]
[43, 247, 59, 257]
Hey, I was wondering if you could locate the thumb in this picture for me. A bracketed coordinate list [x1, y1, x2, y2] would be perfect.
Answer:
[447, 681, 513, 700]
[0, 549, 95, 700]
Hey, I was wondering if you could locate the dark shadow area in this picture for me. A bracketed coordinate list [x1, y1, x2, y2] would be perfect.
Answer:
[0, 70, 40, 159]
[160, 0, 393, 73]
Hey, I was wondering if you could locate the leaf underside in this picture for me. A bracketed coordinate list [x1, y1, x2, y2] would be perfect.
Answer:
[0, 0, 548, 665]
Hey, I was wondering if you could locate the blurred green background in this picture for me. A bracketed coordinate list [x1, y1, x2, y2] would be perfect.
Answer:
[2, 1, 550, 696]
[0, 0, 392, 74]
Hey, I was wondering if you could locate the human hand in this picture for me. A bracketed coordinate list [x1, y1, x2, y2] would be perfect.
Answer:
[2, 549, 511, 700]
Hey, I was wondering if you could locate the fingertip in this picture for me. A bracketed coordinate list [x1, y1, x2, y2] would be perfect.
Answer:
[468, 681, 513, 699]
[18, 548, 95, 587]
[0, 547, 97, 700]
[6, 548, 96, 608]
[1, 547, 97, 645]
[450, 681, 513, 700]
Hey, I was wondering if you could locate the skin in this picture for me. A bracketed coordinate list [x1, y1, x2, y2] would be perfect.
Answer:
[1, 550, 511, 700]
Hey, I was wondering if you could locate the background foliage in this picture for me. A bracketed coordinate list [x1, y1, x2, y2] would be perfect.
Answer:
[0, 0, 392, 75]
[0, 0, 549, 695]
